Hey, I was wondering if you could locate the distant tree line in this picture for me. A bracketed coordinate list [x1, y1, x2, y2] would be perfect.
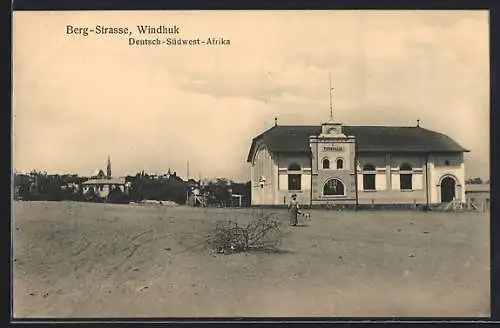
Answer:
[13, 170, 251, 206]
[124, 171, 188, 204]
[14, 171, 87, 201]
[197, 178, 251, 207]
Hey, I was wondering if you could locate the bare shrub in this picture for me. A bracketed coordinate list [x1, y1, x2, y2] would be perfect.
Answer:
[207, 213, 283, 254]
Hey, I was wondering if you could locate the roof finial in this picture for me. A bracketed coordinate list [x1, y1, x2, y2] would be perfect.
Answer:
[274, 117, 278, 126]
[417, 118, 420, 127]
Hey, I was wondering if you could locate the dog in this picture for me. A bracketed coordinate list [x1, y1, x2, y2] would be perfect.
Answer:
[298, 211, 311, 221]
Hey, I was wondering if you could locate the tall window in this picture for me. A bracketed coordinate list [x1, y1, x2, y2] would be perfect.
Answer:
[400, 163, 413, 190]
[363, 164, 376, 190]
[253, 146, 271, 186]
[322, 158, 330, 169]
[323, 178, 345, 196]
[336, 158, 344, 169]
[288, 163, 302, 191]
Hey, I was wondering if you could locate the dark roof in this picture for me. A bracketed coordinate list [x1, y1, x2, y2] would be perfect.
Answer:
[247, 125, 469, 162]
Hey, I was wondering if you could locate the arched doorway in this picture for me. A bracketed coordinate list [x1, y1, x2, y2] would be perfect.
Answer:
[323, 178, 345, 196]
[440, 177, 456, 203]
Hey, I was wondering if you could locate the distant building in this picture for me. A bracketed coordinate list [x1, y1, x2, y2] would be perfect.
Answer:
[82, 177, 127, 198]
[82, 156, 127, 198]
[91, 169, 107, 180]
[465, 183, 490, 212]
[247, 118, 469, 207]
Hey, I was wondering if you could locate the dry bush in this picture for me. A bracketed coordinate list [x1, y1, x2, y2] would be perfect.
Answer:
[207, 213, 283, 254]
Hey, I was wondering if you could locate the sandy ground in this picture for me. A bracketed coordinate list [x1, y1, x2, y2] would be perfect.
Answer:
[12, 201, 490, 318]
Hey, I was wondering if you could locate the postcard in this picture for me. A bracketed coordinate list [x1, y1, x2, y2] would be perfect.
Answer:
[12, 10, 490, 318]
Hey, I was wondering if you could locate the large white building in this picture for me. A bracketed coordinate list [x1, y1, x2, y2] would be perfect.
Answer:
[247, 119, 469, 207]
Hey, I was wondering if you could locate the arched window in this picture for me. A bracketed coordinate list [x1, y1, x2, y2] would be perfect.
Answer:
[336, 158, 344, 169]
[323, 178, 345, 196]
[362, 164, 376, 191]
[322, 158, 330, 169]
[288, 163, 302, 191]
[399, 163, 413, 190]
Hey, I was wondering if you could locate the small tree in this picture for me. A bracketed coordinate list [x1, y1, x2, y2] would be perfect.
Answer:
[207, 213, 283, 254]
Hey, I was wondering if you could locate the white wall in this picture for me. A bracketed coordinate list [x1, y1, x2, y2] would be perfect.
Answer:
[249, 140, 466, 205]
[302, 172, 312, 190]
[276, 155, 312, 193]
[412, 173, 424, 190]
[276, 154, 312, 205]
[428, 161, 437, 203]
[250, 144, 316, 205]
[428, 153, 465, 203]
[317, 142, 354, 170]
[432, 166, 465, 202]
[357, 174, 363, 191]
[360, 154, 426, 192]
[375, 173, 386, 191]
[391, 172, 400, 190]
[279, 173, 288, 191]
[250, 142, 276, 205]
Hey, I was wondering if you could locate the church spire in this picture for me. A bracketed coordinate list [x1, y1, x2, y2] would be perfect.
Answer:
[106, 156, 112, 179]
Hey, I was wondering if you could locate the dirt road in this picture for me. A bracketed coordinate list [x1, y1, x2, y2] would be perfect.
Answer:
[12, 201, 490, 317]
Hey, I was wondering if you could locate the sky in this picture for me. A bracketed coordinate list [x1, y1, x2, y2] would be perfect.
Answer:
[13, 10, 490, 182]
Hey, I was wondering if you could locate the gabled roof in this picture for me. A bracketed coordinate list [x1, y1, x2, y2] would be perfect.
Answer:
[247, 125, 469, 162]
[92, 169, 106, 177]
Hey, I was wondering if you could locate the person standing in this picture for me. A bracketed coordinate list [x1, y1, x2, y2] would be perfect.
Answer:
[288, 194, 300, 226]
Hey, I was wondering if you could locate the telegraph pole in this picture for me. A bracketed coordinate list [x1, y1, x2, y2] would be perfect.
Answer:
[186, 161, 190, 205]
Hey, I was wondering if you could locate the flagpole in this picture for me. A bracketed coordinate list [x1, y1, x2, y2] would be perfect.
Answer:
[329, 73, 334, 120]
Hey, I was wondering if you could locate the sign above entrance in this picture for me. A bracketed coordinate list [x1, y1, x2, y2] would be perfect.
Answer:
[323, 146, 344, 152]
